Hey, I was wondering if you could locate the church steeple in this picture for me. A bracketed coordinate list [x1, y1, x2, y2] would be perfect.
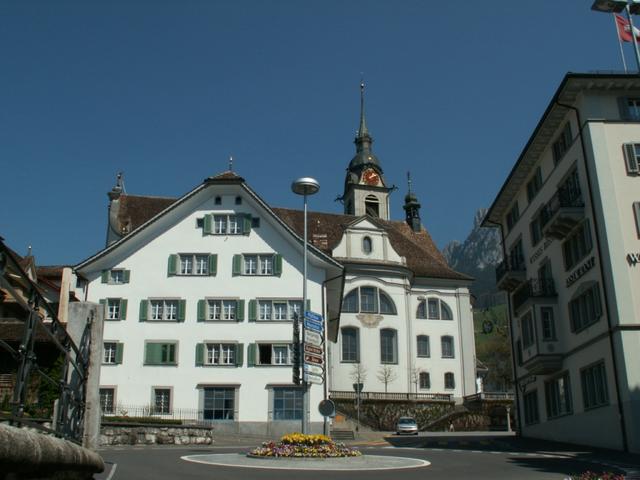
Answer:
[342, 81, 393, 220]
[403, 172, 422, 232]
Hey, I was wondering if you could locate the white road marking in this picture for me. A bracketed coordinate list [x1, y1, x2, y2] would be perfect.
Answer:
[105, 463, 118, 480]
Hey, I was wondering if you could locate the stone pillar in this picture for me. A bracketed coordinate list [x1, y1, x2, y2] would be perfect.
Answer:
[57, 267, 73, 324]
[506, 406, 512, 432]
[67, 302, 104, 450]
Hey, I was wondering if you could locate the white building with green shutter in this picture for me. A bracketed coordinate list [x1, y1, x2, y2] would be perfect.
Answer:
[77, 171, 344, 435]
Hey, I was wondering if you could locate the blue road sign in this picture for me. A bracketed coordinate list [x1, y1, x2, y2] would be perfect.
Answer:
[304, 319, 323, 333]
[304, 310, 323, 322]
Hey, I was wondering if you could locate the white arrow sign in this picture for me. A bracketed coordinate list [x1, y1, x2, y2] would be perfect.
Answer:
[304, 372, 324, 385]
[304, 330, 323, 346]
[304, 363, 324, 376]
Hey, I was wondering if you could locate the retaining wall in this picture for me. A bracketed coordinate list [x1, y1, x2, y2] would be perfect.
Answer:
[100, 422, 214, 445]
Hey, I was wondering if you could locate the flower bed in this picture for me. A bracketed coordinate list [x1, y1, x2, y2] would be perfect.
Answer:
[249, 433, 361, 458]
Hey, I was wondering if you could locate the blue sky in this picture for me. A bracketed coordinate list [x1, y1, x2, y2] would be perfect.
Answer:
[0, 1, 631, 265]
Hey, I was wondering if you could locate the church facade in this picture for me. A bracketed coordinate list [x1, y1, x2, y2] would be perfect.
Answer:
[75, 85, 476, 434]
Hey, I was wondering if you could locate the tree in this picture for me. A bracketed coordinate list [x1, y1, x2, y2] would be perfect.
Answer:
[350, 363, 367, 388]
[376, 365, 398, 393]
[409, 364, 420, 394]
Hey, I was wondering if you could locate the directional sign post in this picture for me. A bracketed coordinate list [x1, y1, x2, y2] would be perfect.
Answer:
[304, 372, 324, 385]
[304, 330, 323, 346]
[304, 318, 323, 333]
[304, 310, 323, 322]
[304, 363, 324, 376]
[302, 311, 325, 385]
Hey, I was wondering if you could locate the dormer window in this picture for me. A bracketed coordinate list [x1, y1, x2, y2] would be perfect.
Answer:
[362, 236, 372, 254]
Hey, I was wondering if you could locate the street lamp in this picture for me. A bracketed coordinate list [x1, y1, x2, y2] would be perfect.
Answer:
[592, 0, 640, 71]
[291, 177, 320, 434]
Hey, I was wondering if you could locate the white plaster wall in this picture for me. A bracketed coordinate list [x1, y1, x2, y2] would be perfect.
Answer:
[85, 188, 330, 424]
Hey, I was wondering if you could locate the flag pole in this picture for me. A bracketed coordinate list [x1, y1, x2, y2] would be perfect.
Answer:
[626, 4, 640, 72]
[614, 13, 629, 73]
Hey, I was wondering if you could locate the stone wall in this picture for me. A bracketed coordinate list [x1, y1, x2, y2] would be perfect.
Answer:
[100, 423, 214, 446]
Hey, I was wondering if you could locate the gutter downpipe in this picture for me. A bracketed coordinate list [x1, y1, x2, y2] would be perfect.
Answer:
[556, 101, 629, 453]
[484, 217, 521, 436]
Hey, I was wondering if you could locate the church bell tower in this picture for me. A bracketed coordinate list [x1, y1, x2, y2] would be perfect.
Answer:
[342, 82, 393, 220]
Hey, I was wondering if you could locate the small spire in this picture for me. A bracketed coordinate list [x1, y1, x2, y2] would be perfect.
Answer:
[358, 78, 369, 139]
[407, 171, 413, 194]
[228, 155, 234, 172]
[27, 245, 32, 257]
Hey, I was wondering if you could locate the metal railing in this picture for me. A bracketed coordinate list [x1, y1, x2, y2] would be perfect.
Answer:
[100, 404, 206, 424]
[540, 184, 584, 229]
[464, 392, 515, 402]
[0, 240, 91, 443]
[495, 254, 525, 284]
[512, 278, 557, 313]
[329, 390, 453, 402]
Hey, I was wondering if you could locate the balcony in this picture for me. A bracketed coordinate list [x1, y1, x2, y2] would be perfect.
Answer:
[540, 185, 585, 239]
[512, 279, 557, 314]
[495, 257, 526, 292]
[523, 351, 563, 375]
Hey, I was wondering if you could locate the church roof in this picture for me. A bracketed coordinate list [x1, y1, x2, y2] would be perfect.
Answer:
[107, 193, 469, 281]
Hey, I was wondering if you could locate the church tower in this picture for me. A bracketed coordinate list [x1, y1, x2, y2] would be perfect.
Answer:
[342, 82, 393, 220]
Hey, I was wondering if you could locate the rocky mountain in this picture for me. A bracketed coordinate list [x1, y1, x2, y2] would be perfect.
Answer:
[443, 208, 505, 307]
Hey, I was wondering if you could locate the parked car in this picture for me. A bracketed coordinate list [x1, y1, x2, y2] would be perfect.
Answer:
[396, 416, 418, 435]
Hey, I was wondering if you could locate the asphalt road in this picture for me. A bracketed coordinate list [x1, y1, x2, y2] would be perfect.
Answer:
[94, 442, 631, 480]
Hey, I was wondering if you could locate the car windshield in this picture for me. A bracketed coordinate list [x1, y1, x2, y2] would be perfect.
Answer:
[398, 418, 415, 424]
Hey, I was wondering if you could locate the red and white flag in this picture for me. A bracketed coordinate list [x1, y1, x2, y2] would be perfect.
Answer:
[615, 14, 640, 42]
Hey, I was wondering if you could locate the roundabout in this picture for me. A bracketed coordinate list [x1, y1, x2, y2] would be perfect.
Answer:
[181, 453, 431, 471]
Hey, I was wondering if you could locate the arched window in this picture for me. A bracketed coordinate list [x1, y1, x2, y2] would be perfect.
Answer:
[341, 327, 360, 363]
[417, 335, 430, 357]
[362, 236, 372, 254]
[380, 329, 397, 364]
[342, 289, 359, 313]
[365, 195, 379, 218]
[379, 291, 397, 315]
[342, 287, 397, 315]
[444, 372, 455, 389]
[441, 336, 454, 358]
[416, 298, 453, 320]
[419, 372, 431, 389]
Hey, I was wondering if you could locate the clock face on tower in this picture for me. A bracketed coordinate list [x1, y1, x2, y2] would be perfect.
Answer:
[362, 169, 380, 186]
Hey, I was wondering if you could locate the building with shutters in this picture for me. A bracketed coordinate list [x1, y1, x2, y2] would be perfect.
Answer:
[75, 84, 477, 435]
[483, 73, 640, 453]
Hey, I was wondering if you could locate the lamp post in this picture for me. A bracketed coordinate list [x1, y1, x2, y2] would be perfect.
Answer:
[592, 0, 640, 71]
[291, 177, 320, 434]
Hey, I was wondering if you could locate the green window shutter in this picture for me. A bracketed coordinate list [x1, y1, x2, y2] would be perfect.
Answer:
[101, 270, 109, 284]
[145, 343, 161, 365]
[115, 343, 124, 364]
[178, 300, 186, 322]
[236, 300, 245, 321]
[197, 300, 206, 322]
[232, 255, 242, 276]
[247, 343, 256, 367]
[139, 300, 148, 321]
[203, 214, 213, 234]
[248, 300, 257, 322]
[120, 299, 128, 320]
[242, 214, 252, 235]
[235, 343, 244, 367]
[208, 254, 218, 276]
[195, 343, 204, 366]
[123, 270, 131, 283]
[273, 254, 283, 276]
[168, 254, 178, 276]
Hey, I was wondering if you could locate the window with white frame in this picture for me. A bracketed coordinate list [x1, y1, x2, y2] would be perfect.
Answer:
[102, 298, 128, 320]
[256, 300, 302, 321]
[341, 327, 360, 363]
[213, 214, 240, 234]
[207, 300, 236, 321]
[341, 287, 397, 315]
[239, 254, 277, 275]
[623, 143, 640, 174]
[569, 283, 602, 333]
[101, 268, 130, 284]
[419, 372, 430, 389]
[99, 388, 115, 414]
[203, 387, 235, 420]
[417, 335, 430, 357]
[103, 342, 117, 364]
[153, 388, 171, 414]
[581, 361, 609, 409]
[416, 298, 452, 320]
[541, 307, 556, 341]
[256, 343, 293, 365]
[181, 254, 209, 275]
[441, 336, 454, 358]
[380, 329, 397, 364]
[151, 300, 178, 321]
[545, 372, 572, 418]
[206, 343, 236, 365]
